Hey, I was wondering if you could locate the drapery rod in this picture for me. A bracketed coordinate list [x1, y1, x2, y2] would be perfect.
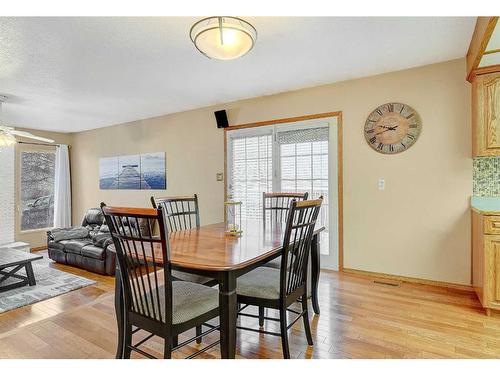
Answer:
[17, 141, 71, 148]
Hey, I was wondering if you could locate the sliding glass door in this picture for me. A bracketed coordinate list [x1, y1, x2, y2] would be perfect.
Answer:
[226, 117, 339, 270]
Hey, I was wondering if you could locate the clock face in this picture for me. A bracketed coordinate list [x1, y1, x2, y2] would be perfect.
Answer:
[364, 102, 422, 154]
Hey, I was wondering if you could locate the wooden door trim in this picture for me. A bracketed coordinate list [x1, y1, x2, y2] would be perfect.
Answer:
[469, 64, 500, 81]
[466, 17, 499, 82]
[223, 111, 344, 271]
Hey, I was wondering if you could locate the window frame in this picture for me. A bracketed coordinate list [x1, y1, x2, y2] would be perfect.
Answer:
[17, 145, 57, 233]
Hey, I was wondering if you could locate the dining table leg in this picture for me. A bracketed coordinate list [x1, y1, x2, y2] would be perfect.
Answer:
[310, 233, 321, 314]
[218, 271, 237, 359]
[114, 265, 125, 359]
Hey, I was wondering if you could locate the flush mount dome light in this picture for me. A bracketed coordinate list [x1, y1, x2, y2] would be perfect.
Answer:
[190, 16, 257, 60]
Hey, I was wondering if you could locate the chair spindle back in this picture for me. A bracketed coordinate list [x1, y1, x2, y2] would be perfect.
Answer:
[280, 197, 322, 298]
[151, 195, 200, 232]
[263, 192, 309, 227]
[101, 203, 172, 325]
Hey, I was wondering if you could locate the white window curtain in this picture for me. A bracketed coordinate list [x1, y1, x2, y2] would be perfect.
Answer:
[53, 144, 72, 228]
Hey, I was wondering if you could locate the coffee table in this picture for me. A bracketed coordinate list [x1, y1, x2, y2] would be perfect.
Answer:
[0, 249, 43, 293]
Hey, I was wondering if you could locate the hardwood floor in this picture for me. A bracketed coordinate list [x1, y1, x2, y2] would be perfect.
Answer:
[1, 254, 500, 359]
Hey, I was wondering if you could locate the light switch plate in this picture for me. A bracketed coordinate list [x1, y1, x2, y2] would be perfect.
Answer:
[378, 178, 385, 190]
[216, 172, 224, 182]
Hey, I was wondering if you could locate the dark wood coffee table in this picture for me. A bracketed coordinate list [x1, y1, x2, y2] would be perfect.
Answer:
[0, 249, 43, 293]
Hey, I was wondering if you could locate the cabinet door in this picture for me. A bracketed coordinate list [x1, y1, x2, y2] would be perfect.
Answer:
[485, 235, 500, 308]
[473, 73, 500, 156]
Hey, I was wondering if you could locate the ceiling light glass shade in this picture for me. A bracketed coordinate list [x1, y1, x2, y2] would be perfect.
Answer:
[190, 17, 257, 60]
[0, 131, 16, 147]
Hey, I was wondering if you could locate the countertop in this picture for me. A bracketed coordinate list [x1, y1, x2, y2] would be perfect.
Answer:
[471, 196, 500, 214]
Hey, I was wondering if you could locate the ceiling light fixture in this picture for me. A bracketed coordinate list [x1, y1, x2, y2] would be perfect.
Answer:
[0, 130, 16, 147]
[190, 16, 257, 60]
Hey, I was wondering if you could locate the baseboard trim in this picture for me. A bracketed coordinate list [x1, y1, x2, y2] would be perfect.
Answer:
[342, 268, 473, 292]
[31, 245, 48, 253]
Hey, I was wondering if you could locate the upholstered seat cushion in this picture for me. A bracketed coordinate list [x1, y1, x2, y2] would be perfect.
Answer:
[81, 244, 106, 260]
[237, 267, 281, 300]
[172, 270, 215, 285]
[150, 281, 219, 325]
[262, 256, 282, 269]
[64, 239, 93, 254]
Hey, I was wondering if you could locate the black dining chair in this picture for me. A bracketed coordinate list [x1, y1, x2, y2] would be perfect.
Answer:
[235, 197, 323, 359]
[262, 192, 309, 228]
[151, 195, 217, 343]
[258, 192, 310, 326]
[101, 203, 220, 359]
[262, 192, 309, 270]
[151, 195, 216, 283]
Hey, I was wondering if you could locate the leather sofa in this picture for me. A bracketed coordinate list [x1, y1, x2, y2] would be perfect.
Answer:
[47, 208, 116, 275]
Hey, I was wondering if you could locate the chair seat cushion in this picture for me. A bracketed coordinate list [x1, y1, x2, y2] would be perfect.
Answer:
[237, 267, 281, 300]
[64, 239, 93, 254]
[262, 256, 282, 269]
[81, 244, 106, 260]
[151, 281, 219, 325]
[172, 270, 215, 285]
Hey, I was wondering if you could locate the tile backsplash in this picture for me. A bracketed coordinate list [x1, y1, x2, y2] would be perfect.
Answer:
[473, 156, 500, 197]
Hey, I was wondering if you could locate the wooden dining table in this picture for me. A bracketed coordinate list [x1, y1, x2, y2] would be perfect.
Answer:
[112, 220, 324, 359]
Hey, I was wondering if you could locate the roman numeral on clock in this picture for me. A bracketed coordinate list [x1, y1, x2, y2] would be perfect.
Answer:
[387, 103, 394, 112]
[409, 124, 418, 129]
[407, 134, 415, 140]
[377, 143, 384, 150]
[366, 128, 375, 134]
[389, 144, 394, 152]
[369, 136, 376, 144]
[376, 108, 384, 117]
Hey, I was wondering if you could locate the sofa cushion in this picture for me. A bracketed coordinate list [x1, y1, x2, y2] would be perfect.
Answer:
[64, 239, 93, 255]
[92, 232, 112, 248]
[83, 208, 104, 226]
[50, 227, 89, 242]
[48, 239, 69, 251]
[81, 244, 106, 260]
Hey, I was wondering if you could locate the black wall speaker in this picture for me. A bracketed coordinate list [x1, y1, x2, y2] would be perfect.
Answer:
[214, 110, 228, 128]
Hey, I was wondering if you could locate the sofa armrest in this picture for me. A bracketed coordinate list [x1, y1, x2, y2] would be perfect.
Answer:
[104, 244, 116, 276]
[47, 230, 54, 243]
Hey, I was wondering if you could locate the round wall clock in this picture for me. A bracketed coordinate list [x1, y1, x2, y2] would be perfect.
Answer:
[364, 102, 422, 154]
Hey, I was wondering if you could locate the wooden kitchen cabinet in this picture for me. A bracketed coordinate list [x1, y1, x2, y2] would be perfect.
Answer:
[472, 72, 500, 157]
[472, 209, 500, 315]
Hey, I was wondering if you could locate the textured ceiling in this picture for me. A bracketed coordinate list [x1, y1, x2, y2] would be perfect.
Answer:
[0, 17, 475, 133]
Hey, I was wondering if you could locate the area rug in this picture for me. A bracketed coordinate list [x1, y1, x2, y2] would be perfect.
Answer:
[0, 255, 96, 313]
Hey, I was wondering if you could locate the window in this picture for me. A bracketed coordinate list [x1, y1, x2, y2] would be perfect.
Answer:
[20, 151, 56, 231]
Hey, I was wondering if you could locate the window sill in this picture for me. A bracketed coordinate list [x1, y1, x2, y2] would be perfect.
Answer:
[19, 227, 54, 234]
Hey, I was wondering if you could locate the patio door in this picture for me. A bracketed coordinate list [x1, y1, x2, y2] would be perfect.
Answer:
[226, 116, 340, 270]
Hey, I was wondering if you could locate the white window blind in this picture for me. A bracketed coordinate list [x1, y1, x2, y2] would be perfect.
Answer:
[228, 132, 273, 220]
[277, 127, 329, 238]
